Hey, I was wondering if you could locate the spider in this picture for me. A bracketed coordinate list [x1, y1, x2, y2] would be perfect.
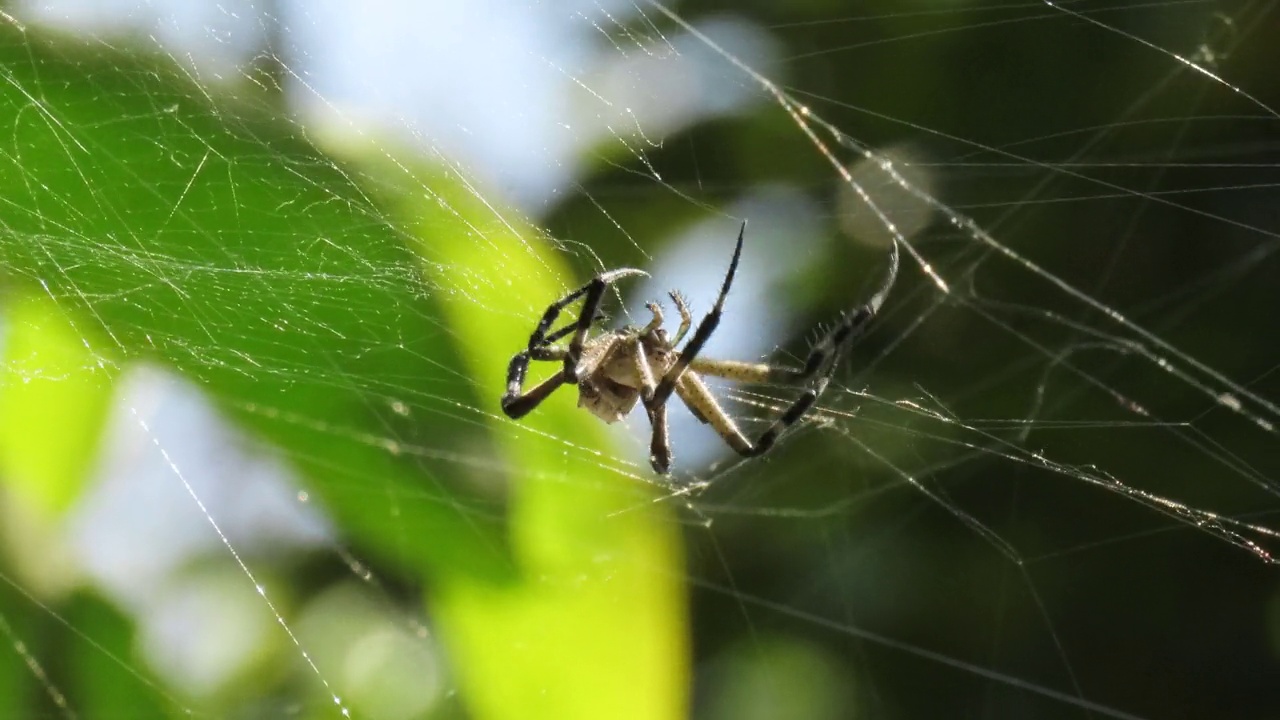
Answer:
[501, 222, 899, 475]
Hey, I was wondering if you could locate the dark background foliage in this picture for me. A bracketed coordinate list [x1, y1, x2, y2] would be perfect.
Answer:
[548, 2, 1280, 718]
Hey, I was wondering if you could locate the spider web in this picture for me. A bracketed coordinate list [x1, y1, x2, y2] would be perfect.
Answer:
[0, 1, 1277, 719]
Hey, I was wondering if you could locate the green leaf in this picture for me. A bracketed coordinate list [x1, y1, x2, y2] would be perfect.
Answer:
[64, 592, 170, 720]
[0, 294, 115, 517]
[0, 28, 508, 579]
[0, 25, 687, 719]
[360, 158, 690, 719]
[0, 584, 35, 718]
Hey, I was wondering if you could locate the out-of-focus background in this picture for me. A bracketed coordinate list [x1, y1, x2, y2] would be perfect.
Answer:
[0, 1, 1277, 719]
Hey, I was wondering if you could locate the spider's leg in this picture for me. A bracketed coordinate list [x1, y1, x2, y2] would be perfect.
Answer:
[688, 358, 778, 383]
[668, 291, 692, 346]
[501, 370, 569, 419]
[633, 340, 659, 401]
[534, 321, 580, 350]
[741, 373, 832, 457]
[500, 344, 569, 419]
[526, 267, 646, 348]
[672, 371, 753, 455]
[774, 235, 901, 383]
[674, 363, 824, 460]
[533, 307, 612, 354]
[675, 239, 901, 457]
[651, 221, 745, 406]
[642, 302, 665, 337]
[563, 267, 648, 380]
[629, 342, 674, 474]
[647, 401, 672, 475]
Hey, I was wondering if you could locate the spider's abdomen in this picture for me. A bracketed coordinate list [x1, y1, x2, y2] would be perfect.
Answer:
[577, 378, 640, 423]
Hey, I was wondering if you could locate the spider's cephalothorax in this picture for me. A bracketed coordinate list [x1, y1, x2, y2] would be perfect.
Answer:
[501, 222, 899, 476]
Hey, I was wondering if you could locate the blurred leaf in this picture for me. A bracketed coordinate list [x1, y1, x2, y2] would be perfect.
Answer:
[0, 584, 34, 718]
[64, 592, 169, 720]
[355, 157, 689, 719]
[0, 294, 116, 516]
[0, 25, 509, 582]
[0, 23, 688, 720]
